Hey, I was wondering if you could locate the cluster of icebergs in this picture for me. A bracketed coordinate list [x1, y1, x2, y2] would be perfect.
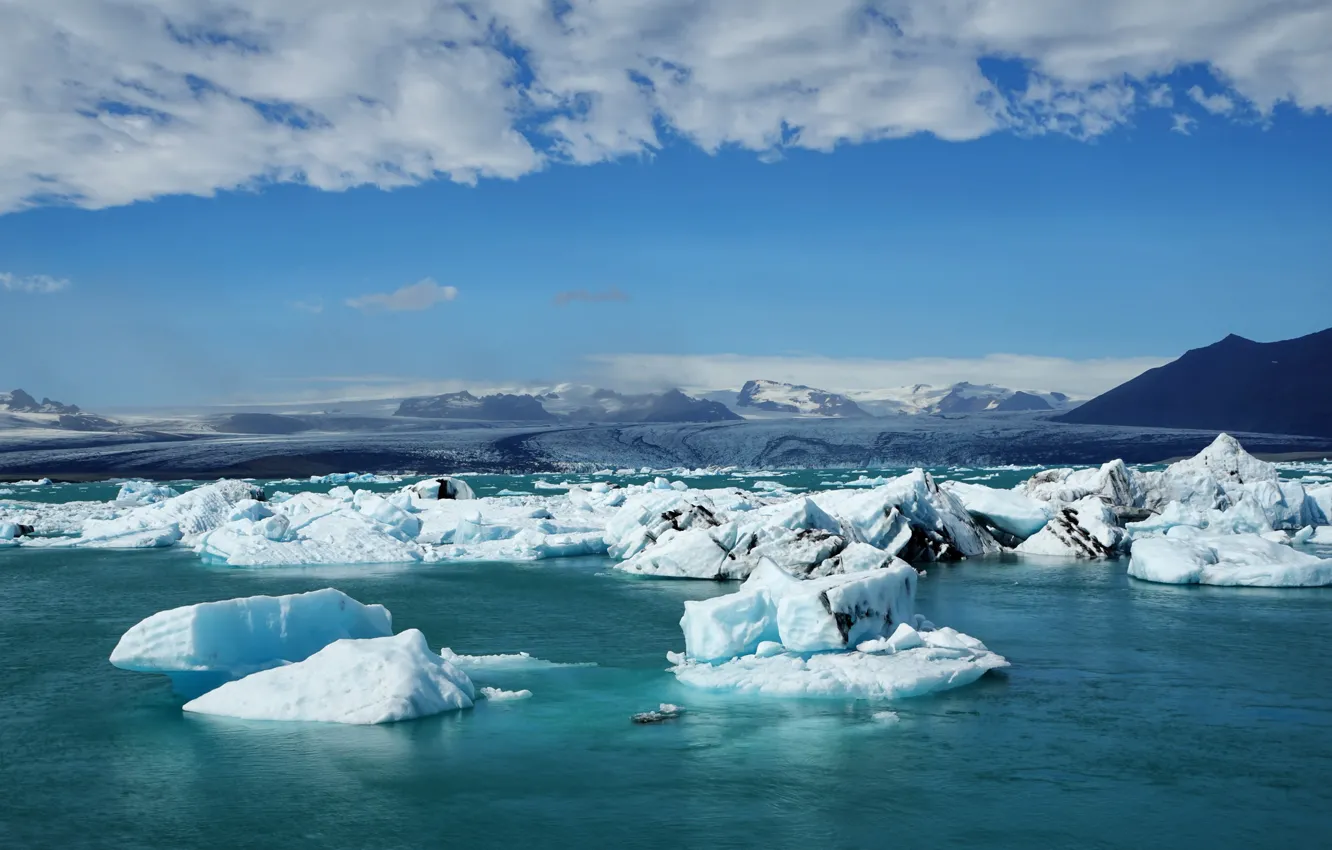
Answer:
[110, 588, 544, 725]
[7, 434, 1332, 725]
[6, 434, 1329, 588]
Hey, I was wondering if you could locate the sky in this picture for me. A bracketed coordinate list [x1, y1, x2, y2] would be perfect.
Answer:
[1, 1, 1330, 409]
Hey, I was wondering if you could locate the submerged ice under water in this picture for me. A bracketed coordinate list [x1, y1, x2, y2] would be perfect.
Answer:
[3, 541, 1332, 848]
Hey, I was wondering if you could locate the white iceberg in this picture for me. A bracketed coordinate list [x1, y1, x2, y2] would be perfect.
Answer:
[942, 480, 1053, 540]
[183, 629, 474, 725]
[115, 480, 181, 506]
[110, 588, 393, 696]
[71, 480, 264, 549]
[670, 631, 1006, 700]
[1128, 534, 1332, 587]
[681, 558, 918, 661]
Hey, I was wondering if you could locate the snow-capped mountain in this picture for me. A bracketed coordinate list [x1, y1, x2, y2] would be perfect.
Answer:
[0, 388, 119, 432]
[396, 391, 556, 421]
[845, 383, 1076, 417]
[0, 389, 81, 415]
[735, 380, 869, 417]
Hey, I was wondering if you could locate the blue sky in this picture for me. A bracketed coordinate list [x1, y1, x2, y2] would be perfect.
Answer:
[1, 2, 1330, 408]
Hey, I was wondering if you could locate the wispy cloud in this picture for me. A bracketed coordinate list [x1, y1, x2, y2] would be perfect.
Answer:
[290, 298, 324, 314]
[1171, 113, 1197, 135]
[553, 287, 629, 307]
[1, 272, 69, 294]
[582, 353, 1171, 399]
[346, 278, 458, 313]
[0, 2, 1329, 214]
[1188, 85, 1237, 115]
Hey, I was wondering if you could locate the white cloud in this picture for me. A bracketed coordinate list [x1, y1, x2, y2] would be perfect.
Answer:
[0, 272, 70, 293]
[553, 287, 629, 306]
[290, 298, 324, 314]
[1171, 113, 1197, 135]
[1146, 84, 1173, 108]
[345, 278, 457, 313]
[582, 352, 1171, 399]
[1188, 85, 1238, 115]
[1, 1, 1329, 213]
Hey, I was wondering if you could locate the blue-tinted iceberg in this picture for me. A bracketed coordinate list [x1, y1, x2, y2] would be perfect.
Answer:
[110, 588, 393, 696]
[183, 629, 474, 725]
[672, 558, 1004, 699]
[1128, 533, 1332, 587]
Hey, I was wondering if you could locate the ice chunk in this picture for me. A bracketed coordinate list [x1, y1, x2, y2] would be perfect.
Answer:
[814, 471, 1001, 562]
[479, 686, 533, 701]
[115, 480, 181, 506]
[1016, 498, 1127, 559]
[439, 649, 596, 670]
[410, 476, 476, 500]
[671, 630, 1007, 700]
[777, 565, 917, 653]
[856, 623, 926, 654]
[183, 630, 474, 725]
[76, 480, 264, 549]
[631, 704, 685, 724]
[680, 558, 917, 659]
[1021, 460, 1140, 508]
[110, 588, 393, 696]
[1128, 534, 1332, 586]
[941, 481, 1053, 540]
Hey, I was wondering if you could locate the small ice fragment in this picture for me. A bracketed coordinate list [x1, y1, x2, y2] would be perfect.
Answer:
[632, 703, 685, 724]
[480, 687, 533, 701]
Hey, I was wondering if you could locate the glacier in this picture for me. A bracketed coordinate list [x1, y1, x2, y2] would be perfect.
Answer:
[183, 629, 475, 725]
[110, 588, 394, 696]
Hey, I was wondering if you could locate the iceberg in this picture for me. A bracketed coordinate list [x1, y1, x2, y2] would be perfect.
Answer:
[1016, 498, 1127, 559]
[941, 480, 1053, 540]
[115, 480, 181, 506]
[1127, 534, 1332, 587]
[183, 630, 475, 725]
[670, 632, 1006, 700]
[411, 476, 476, 500]
[110, 588, 393, 696]
[73, 480, 264, 549]
[680, 558, 918, 661]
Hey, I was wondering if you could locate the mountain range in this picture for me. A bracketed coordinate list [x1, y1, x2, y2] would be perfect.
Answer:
[1059, 328, 1332, 438]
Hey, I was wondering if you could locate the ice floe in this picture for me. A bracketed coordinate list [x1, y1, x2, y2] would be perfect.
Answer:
[183, 629, 475, 725]
[1127, 533, 1332, 587]
[110, 588, 393, 696]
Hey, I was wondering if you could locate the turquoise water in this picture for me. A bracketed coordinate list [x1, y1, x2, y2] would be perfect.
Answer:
[4, 540, 1332, 848]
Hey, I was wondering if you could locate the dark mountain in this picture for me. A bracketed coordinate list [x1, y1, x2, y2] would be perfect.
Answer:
[395, 391, 556, 421]
[0, 388, 81, 415]
[993, 391, 1053, 412]
[568, 389, 743, 423]
[1058, 328, 1332, 437]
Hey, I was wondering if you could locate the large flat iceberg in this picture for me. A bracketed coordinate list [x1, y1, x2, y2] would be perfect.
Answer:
[183, 630, 475, 725]
[670, 625, 1006, 700]
[110, 588, 393, 696]
[1128, 533, 1332, 587]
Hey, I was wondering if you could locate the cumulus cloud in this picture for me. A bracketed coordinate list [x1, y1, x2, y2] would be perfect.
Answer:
[0, 1, 1329, 214]
[1171, 113, 1198, 135]
[0, 272, 70, 293]
[553, 287, 629, 306]
[583, 352, 1170, 399]
[346, 278, 457, 313]
[1188, 85, 1238, 115]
